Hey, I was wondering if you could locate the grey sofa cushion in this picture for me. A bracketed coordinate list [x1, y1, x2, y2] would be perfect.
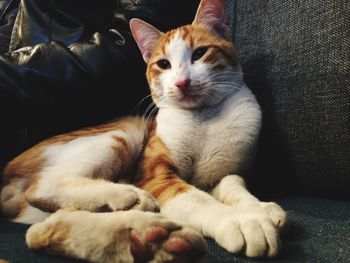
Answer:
[226, 0, 350, 198]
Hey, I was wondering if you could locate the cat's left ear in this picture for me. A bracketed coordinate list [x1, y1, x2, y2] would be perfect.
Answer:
[193, 0, 229, 39]
[130, 18, 162, 63]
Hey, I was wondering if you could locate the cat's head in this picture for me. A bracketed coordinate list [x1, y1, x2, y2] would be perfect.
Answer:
[130, 0, 241, 109]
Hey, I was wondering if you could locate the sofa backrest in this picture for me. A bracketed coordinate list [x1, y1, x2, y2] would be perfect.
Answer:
[226, 0, 350, 199]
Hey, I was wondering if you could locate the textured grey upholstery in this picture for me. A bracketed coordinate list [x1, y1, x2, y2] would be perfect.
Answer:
[226, 0, 350, 199]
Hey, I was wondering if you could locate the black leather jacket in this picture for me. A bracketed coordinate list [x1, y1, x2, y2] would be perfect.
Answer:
[0, 0, 199, 167]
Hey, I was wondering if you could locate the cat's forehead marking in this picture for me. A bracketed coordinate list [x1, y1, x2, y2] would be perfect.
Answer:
[166, 31, 191, 66]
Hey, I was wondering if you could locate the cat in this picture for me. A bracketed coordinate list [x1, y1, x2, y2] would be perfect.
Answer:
[0, 0, 287, 262]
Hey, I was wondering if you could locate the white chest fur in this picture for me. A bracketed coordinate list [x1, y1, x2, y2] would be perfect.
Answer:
[156, 87, 262, 190]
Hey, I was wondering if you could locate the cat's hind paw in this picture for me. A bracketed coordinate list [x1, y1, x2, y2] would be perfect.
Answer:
[131, 223, 207, 262]
[26, 210, 207, 263]
[127, 211, 207, 262]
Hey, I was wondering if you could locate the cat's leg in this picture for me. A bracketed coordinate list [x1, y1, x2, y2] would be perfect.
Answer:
[26, 209, 207, 263]
[2, 117, 158, 224]
[160, 185, 284, 258]
[211, 175, 287, 230]
[17, 176, 158, 224]
[137, 135, 284, 257]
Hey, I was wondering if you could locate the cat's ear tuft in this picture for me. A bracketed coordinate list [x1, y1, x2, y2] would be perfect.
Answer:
[130, 18, 162, 63]
[193, 0, 229, 39]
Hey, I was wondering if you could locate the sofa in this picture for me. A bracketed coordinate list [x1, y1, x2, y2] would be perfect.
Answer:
[1, 0, 349, 262]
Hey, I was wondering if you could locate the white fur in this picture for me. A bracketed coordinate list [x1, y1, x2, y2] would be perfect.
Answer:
[33, 131, 136, 200]
[41, 127, 142, 184]
[13, 206, 50, 224]
[156, 86, 261, 188]
[211, 175, 259, 205]
[42, 127, 145, 179]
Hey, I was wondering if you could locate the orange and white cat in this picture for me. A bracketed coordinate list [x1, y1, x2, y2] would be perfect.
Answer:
[0, 0, 287, 262]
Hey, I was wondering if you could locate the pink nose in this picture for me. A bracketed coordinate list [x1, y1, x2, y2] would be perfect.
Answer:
[175, 78, 191, 90]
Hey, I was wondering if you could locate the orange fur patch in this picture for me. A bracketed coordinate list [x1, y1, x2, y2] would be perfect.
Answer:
[27, 221, 70, 255]
[136, 122, 191, 207]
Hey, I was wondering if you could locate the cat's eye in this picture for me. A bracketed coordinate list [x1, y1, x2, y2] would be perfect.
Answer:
[157, 59, 171, 70]
[192, 47, 208, 62]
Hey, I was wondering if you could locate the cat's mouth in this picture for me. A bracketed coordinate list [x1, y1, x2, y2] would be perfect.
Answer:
[163, 87, 205, 108]
[177, 86, 202, 99]
[175, 92, 204, 109]
[178, 92, 202, 103]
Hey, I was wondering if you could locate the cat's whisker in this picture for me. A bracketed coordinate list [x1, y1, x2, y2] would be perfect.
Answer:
[203, 82, 242, 91]
[143, 96, 168, 125]
[142, 94, 169, 118]
[147, 106, 158, 123]
[143, 99, 159, 120]
[143, 105, 156, 126]
[145, 103, 160, 126]
[142, 105, 154, 120]
[206, 91, 225, 101]
[131, 94, 153, 114]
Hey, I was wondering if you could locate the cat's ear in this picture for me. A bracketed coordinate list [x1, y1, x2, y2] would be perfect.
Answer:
[193, 0, 229, 39]
[130, 18, 162, 63]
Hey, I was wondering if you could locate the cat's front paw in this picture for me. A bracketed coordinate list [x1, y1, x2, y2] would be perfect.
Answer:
[87, 184, 159, 213]
[129, 187, 160, 212]
[215, 204, 286, 258]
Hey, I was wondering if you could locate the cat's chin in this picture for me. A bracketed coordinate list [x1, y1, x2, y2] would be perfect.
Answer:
[168, 95, 226, 110]
[179, 94, 201, 103]
[174, 95, 204, 109]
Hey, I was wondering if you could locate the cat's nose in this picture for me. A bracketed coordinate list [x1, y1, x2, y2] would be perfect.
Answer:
[175, 78, 191, 91]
